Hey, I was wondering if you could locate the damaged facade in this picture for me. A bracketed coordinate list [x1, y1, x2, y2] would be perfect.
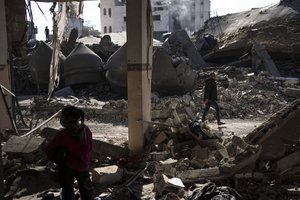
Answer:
[1, 0, 300, 200]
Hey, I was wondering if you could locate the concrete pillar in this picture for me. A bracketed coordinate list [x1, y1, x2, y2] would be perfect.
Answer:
[0, 0, 26, 132]
[127, 0, 153, 153]
[0, 0, 11, 133]
[0, 0, 7, 198]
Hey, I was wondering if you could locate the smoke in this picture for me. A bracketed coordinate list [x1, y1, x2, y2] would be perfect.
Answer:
[170, 0, 190, 31]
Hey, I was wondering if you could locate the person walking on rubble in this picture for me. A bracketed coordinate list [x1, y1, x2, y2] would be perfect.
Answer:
[45, 26, 50, 41]
[46, 105, 93, 200]
[201, 72, 225, 126]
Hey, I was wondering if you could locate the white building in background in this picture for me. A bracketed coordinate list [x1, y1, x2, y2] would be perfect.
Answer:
[100, 0, 126, 34]
[99, 0, 210, 40]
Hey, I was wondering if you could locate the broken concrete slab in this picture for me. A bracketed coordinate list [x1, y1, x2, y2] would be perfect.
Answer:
[2, 136, 45, 162]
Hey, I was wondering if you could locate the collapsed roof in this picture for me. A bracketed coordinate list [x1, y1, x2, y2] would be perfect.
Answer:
[194, 0, 300, 72]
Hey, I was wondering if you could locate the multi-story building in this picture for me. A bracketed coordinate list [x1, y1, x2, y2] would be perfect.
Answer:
[100, 0, 126, 34]
[99, 0, 210, 40]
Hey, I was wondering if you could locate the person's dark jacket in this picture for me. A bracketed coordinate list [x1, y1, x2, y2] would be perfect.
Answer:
[204, 78, 217, 101]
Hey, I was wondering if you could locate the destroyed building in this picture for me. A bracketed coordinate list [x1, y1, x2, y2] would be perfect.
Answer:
[1, 0, 300, 200]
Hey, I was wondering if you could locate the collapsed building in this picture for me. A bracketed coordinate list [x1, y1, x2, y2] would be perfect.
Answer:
[1, 0, 300, 200]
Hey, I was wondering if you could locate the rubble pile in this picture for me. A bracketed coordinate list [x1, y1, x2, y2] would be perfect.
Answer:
[145, 121, 260, 199]
[203, 69, 293, 119]
[76, 69, 297, 123]
[3, 99, 300, 199]
[21, 66, 299, 129]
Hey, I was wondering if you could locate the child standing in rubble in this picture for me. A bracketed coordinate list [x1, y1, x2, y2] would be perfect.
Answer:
[46, 105, 93, 200]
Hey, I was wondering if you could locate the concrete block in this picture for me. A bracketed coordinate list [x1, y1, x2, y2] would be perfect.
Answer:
[92, 165, 123, 186]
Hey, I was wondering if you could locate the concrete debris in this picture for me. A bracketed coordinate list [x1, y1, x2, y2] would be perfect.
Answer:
[2, 136, 45, 162]
[7, 70, 300, 199]
[92, 165, 123, 186]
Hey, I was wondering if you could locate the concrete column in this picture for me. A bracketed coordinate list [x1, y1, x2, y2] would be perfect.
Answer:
[127, 0, 153, 153]
[0, 0, 7, 198]
[0, 0, 11, 133]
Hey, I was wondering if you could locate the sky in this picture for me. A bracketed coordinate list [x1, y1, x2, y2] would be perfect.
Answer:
[31, 0, 280, 40]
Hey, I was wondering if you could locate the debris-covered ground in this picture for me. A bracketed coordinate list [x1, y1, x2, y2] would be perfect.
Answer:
[2, 0, 300, 200]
